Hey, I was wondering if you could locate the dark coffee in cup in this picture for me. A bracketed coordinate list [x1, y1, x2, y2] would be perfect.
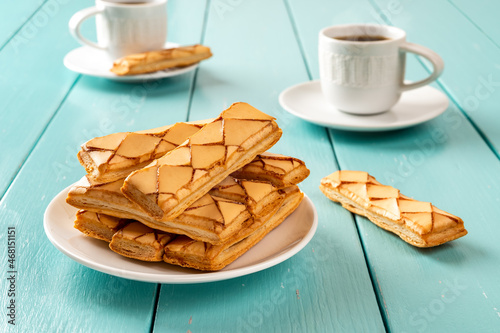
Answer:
[334, 35, 389, 42]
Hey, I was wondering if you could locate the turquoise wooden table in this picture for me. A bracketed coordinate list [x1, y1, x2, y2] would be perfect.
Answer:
[1, 0, 499, 332]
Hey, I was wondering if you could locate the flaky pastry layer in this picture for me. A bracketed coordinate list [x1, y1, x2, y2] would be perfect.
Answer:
[67, 175, 287, 245]
[74, 186, 303, 270]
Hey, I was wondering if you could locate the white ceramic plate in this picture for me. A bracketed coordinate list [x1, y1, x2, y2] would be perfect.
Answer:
[44, 186, 318, 284]
[63, 42, 198, 82]
[279, 80, 449, 131]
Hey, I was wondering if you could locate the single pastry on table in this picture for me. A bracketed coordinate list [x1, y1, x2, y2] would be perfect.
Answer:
[320, 170, 467, 247]
[121, 102, 283, 221]
[111, 44, 212, 76]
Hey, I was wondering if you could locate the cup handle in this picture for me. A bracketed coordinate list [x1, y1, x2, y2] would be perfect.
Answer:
[69, 7, 105, 50]
[399, 42, 444, 91]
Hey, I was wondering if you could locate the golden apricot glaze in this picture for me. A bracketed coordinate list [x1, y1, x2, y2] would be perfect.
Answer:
[115, 222, 172, 247]
[76, 210, 124, 230]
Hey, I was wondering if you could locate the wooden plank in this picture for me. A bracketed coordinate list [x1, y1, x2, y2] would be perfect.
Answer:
[371, 0, 500, 158]
[0, 0, 85, 198]
[0, 1, 208, 332]
[0, 111, 158, 333]
[449, 0, 500, 49]
[153, 1, 385, 332]
[0, 0, 46, 48]
[290, 0, 500, 331]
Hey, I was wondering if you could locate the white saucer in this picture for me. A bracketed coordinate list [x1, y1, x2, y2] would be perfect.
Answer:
[279, 80, 449, 131]
[63, 42, 198, 82]
[43, 185, 317, 284]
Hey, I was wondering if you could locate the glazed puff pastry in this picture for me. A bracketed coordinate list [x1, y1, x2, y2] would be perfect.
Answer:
[320, 170, 467, 247]
[121, 102, 282, 221]
[111, 44, 212, 76]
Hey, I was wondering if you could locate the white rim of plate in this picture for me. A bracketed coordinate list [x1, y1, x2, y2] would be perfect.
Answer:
[63, 42, 199, 81]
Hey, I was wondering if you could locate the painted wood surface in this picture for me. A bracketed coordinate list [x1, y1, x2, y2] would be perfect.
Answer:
[371, 0, 500, 158]
[450, 0, 500, 49]
[0, 0, 84, 198]
[153, 0, 384, 332]
[289, 0, 500, 332]
[0, 0, 499, 332]
[0, 0, 46, 48]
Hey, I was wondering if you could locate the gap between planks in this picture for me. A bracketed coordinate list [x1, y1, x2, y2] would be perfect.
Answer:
[149, 284, 162, 333]
[0, 0, 51, 53]
[283, 0, 389, 332]
[368, 0, 500, 162]
[447, 0, 500, 53]
[0, 75, 82, 203]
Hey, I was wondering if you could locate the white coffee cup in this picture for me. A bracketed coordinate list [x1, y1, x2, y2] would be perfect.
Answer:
[69, 0, 167, 60]
[318, 24, 444, 114]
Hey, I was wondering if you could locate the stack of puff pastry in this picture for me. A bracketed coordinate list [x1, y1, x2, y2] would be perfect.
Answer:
[66, 102, 310, 271]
